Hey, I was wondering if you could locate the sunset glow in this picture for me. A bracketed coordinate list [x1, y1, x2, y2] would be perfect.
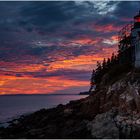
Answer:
[0, 1, 138, 95]
[0, 75, 89, 95]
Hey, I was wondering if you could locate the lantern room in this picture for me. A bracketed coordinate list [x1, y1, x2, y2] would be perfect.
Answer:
[134, 11, 140, 28]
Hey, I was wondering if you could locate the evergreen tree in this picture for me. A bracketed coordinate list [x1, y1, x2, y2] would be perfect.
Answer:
[94, 61, 102, 83]
[106, 58, 111, 69]
[89, 69, 95, 92]
[111, 53, 115, 65]
[102, 58, 107, 69]
[96, 61, 102, 73]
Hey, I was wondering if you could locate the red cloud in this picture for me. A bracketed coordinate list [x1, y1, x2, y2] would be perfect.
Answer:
[92, 24, 121, 33]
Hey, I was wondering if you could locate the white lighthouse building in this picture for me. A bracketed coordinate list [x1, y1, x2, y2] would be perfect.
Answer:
[131, 11, 140, 68]
[118, 11, 140, 68]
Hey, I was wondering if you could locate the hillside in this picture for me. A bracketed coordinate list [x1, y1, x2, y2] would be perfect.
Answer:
[0, 69, 140, 138]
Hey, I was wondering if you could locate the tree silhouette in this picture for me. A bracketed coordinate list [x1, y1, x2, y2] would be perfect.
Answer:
[89, 69, 95, 92]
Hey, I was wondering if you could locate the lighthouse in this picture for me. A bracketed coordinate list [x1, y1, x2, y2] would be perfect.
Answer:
[118, 11, 140, 68]
[131, 11, 140, 68]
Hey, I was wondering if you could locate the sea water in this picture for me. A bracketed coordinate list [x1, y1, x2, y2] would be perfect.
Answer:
[0, 94, 87, 124]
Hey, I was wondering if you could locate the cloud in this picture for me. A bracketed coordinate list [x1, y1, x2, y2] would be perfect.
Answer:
[0, 1, 140, 94]
[113, 1, 140, 19]
[19, 1, 88, 32]
[91, 1, 119, 15]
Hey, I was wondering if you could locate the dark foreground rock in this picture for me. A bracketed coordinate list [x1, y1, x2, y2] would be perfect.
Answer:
[1, 71, 140, 138]
[0, 95, 99, 139]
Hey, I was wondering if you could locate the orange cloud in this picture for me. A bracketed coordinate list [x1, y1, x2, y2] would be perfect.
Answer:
[0, 75, 89, 95]
[71, 38, 98, 45]
[111, 35, 118, 41]
[0, 34, 118, 95]
[47, 48, 115, 72]
[47, 55, 102, 72]
[102, 47, 117, 55]
[0, 61, 46, 72]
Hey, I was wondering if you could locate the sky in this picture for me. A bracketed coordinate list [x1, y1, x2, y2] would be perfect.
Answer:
[0, 1, 140, 95]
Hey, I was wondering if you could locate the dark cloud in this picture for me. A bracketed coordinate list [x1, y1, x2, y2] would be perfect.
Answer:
[45, 69, 91, 81]
[113, 1, 140, 19]
[19, 1, 87, 32]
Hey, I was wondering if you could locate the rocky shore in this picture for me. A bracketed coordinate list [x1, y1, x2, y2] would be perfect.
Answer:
[1, 71, 140, 138]
[0, 94, 98, 138]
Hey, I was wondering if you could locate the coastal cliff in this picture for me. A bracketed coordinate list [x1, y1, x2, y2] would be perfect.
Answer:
[1, 69, 140, 138]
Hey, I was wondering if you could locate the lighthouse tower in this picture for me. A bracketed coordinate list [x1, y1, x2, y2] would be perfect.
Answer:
[131, 11, 140, 68]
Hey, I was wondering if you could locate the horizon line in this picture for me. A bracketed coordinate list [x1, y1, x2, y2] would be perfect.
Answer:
[0, 93, 83, 96]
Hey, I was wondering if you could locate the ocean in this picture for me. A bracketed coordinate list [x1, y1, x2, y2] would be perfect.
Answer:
[0, 94, 87, 124]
